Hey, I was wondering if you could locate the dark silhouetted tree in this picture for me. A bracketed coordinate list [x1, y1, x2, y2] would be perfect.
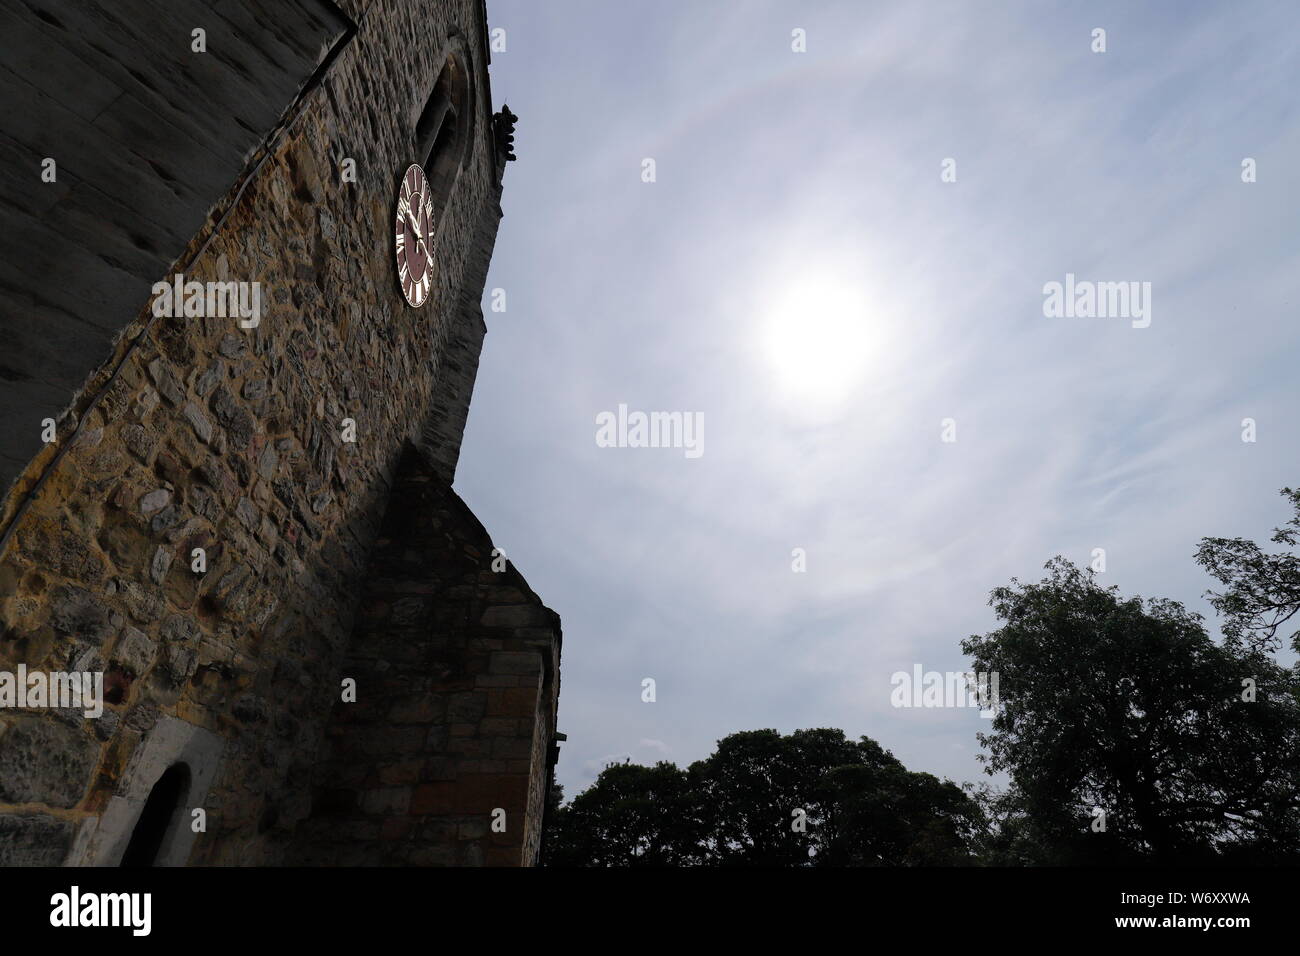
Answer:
[545, 729, 982, 866]
[814, 755, 982, 866]
[545, 760, 707, 866]
[690, 728, 863, 866]
[1196, 486, 1300, 655]
[961, 558, 1300, 863]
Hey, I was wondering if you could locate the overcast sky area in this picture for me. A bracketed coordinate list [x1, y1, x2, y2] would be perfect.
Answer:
[455, 0, 1300, 797]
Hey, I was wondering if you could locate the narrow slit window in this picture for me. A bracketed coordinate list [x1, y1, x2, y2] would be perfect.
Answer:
[121, 763, 191, 867]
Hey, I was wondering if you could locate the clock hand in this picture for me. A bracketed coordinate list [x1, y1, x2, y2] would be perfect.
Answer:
[405, 212, 431, 256]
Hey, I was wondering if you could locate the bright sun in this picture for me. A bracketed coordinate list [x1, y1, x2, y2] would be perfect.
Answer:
[759, 275, 882, 407]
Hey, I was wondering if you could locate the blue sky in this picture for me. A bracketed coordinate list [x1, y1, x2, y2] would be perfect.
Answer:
[455, 0, 1300, 795]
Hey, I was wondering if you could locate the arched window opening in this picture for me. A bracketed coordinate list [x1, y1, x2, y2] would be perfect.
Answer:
[412, 43, 474, 237]
[415, 83, 456, 170]
[120, 763, 191, 867]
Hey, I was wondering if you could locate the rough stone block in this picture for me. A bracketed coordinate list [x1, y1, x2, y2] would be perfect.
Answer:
[479, 605, 549, 629]
[49, 585, 115, 641]
[488, 651, 540, 676]
[112, 626, 157, 675]
[182, 402, 213, 444]
[0, 718, 98, 809]
[0, 813, 75, 865]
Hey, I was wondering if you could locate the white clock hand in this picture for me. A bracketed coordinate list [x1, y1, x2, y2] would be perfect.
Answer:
[405, 213, 431, 256]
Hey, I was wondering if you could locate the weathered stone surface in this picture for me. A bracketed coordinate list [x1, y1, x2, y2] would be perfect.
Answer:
[148, 359, 186, 406]
[93, 709, 121, 742]
[96, 516, 149, 574]
[112, 625, 157, 675]
[0, 719, 98, 809]
[161, 646, 199, 684]
[77, 427, 104, 451]
[121, 423, 157, 461]
[211, 386, 256, 447]
[49, 586, 115, 641]
[140, 489, 171, 515]
[182, 403, 213, 444]
[235, 498, 260, 532]
[0, 814, 74, 866]
[257, 443, 279, 480]
[161, 614, 199, 645]
[218, 334, 247, 360]
[149, 505, 178, 534]
[133, 389, 160, 419]
[0, 0, 559, 870]
[117, 579, 164, 623]
[289, 448, 560, 866]
[195, 360, 227, 398]
[448, 692, 487, 723]
[196, 457, 238, 500]
[480, 605, 550, 629]
[489, 651, 541, 676]
[149, 546, 173, 585]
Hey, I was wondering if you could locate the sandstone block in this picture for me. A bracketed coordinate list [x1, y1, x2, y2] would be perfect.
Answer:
[0, 814, 74, 865]
[0, 718, 98, 809]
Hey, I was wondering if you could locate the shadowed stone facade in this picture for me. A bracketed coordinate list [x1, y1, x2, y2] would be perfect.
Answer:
[0, 0, 560, 866]
[289, 446, 560, 865]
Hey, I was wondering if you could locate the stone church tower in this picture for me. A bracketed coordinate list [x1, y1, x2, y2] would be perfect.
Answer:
[0, 0, 561, 866]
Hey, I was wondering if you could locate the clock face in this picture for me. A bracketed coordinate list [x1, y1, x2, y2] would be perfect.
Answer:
[394, 163, 435, 307]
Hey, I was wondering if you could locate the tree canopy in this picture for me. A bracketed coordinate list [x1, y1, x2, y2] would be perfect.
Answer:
[1196, 486, 1300, 654]
[961, 557, 1300, 864]
[545, 729, 981, 866]
[546, 488, 1300, 866]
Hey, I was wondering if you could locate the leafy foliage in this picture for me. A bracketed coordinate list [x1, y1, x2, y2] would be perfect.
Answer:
[1196, 486, 1300, 654]
[545, 729, 982, 866]
[546, 491, 1300, 866]
[961, 557, 1300, 863]
[544, 760, 708, 866]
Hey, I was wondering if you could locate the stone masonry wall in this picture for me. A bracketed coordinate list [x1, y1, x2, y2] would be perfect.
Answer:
[287, 445, 561, 866]
[0, 0, 528, 865]
[0, 0, 352, 496]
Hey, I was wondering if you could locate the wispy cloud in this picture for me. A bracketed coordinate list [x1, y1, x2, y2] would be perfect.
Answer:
[463, 0, 1300, 794]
